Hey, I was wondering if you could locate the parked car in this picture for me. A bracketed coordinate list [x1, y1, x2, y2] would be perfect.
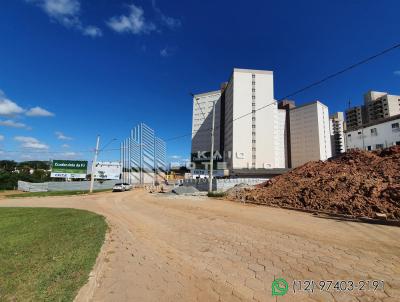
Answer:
[122, 183, 133, 191]
[112, 183, 132, 192]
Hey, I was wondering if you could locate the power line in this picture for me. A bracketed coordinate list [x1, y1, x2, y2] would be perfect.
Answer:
[161, 40, 400, 143]
[2, 41, 400, 155]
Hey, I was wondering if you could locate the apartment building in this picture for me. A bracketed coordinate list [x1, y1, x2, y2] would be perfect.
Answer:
[345, 106, 365, 130]
[345, 90, 400, 130]
[191, 90, 221, 155]
[190, 68, 287, 174]
[289, 101, 332, 168]
[223, 68, 286, 170]
[364, 91, 400, 123]
[345, 114, 400, 151]
[329, 112, 346, 156]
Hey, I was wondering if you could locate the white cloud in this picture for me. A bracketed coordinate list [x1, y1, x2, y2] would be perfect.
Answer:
[151, 0, 181, 29]
[26, 106, 54, 117]
[394, 70, 400, 76]
[14, 136, 49, 149]
[160, 48, 169, 57]
[83, 26, 103, 37]
[62, 151, 80, 157]
[61, 143, 70, 148]
[0, 92, 24, 116]
[107, 4, 156, 34]
[160, 46, 175, 57]
[0, 135, 4, 141]
[55, 131, 73, 140]
[0, 119, 30, 129]
[26, 0, 102, 37]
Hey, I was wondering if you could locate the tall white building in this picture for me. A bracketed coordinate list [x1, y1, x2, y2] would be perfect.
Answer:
[346, 115, 400, 151]
[191, 90, 221, 154]
[223, 68, 286, 170]
[289, 101, 332, 168]
[329, 112, 346, 156]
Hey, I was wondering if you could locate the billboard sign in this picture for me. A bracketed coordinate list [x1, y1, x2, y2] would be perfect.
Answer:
[51, 160, 88, 179]
[93, 162, 121, 180]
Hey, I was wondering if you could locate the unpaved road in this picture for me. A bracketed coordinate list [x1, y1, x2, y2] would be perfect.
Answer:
[1, 190, 399, 302]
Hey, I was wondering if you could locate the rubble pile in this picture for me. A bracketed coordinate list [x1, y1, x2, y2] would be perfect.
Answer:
[226, 146, 400, 219]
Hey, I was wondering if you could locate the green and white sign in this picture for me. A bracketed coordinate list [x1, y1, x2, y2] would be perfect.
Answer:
[51, 160, 88, 179]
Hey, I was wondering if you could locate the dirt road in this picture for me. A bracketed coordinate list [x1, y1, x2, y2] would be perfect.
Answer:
[1, 190, 399, 302]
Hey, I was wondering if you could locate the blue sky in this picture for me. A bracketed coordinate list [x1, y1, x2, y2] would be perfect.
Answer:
[1, 0, 400, 163]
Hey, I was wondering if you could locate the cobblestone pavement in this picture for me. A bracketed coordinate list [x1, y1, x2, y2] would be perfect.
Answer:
[1, 190, 399, 302]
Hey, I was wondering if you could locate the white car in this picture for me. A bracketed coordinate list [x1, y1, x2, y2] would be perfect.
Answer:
[112, 183, 132, 192]
[122, 183, 133, 191]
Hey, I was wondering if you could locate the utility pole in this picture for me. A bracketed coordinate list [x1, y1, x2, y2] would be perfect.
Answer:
[90, 135, 100, 193]
[208, 100, 216, 193]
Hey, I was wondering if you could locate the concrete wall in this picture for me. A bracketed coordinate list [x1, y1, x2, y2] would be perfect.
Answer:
[346, 117, 400, 150]
[290, 101, 332, 168]
[182, 178, 268, 192]
[18, 180, 120, 192]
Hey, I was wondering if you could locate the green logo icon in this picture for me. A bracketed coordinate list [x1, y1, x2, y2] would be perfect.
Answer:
[272, 278, 289, 296]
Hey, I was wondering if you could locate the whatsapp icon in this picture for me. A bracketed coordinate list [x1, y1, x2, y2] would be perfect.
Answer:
[271, 278, 289, 296]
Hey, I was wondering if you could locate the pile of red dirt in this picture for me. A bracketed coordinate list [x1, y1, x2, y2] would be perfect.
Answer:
[226, 146, 400, 219]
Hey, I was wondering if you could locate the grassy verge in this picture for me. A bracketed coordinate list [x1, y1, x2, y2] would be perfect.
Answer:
[6, 189, 111, 198]
[0, 207, 107, 301]
[207, 191, 226, 198]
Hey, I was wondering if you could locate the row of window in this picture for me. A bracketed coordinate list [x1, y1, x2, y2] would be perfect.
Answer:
[347, 122, 399, 137]
[366, 141, 400, 150]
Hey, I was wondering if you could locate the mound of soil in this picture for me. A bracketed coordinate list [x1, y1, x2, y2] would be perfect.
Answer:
[226, 146, 400, 219]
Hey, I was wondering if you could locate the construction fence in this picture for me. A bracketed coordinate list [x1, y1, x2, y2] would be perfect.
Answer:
[182, 178, 268, 192]
[18, 180, 120, 192]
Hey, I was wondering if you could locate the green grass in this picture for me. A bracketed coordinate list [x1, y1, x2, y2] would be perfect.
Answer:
[0, 208, 107, 301]
[6, 189, 111, 198]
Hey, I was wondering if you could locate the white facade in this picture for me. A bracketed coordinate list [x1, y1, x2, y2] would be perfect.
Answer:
[191, 90, 221, 154]
[329, 112, 346, 156]
[224, 68, 286, 169]
[345, 116, 400, 151]
[290, 101, 332, 168]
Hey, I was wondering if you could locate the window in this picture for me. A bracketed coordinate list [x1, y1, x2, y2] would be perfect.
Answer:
[391, 123, 399, 129]
[252, 125, 256, 128]
[252, 81, 256, 85]
[358, 131, 362, 135]
[252, 140, 256, 143]
[371, 128, 378, 135]
[252, 74, 255, 78]
[252, 95, 255, 100]
[347, 134, 351, 137]
[376, 144, 384, 149]
[252, 147, 256, 151]
[367, 146, 371, 151]
[252, 88, 256, 92]
[252, 155, 256, 159]
[396, 141, 400, 146]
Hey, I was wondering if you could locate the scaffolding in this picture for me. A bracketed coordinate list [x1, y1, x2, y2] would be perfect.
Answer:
[121, 123, 166, 185]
